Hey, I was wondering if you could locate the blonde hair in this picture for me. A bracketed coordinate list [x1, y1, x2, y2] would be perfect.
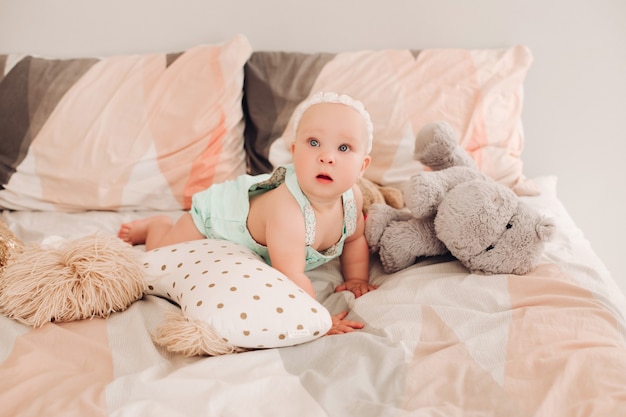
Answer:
[292, 92, 373, 154]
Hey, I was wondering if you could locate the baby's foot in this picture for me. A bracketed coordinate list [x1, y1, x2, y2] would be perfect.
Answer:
[118, 218, 153, 245]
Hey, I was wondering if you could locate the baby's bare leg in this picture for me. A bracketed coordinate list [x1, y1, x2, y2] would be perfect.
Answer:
[118, 213, 204, 250]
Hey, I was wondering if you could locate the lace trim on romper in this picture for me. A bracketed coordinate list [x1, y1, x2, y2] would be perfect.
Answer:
[251, 166, 357, 255]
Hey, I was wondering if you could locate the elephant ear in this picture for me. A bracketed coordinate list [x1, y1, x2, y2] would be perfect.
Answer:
[537, 216, 556, 241]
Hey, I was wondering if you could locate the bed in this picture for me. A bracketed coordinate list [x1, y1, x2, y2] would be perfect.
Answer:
[1, 34, 626, 417]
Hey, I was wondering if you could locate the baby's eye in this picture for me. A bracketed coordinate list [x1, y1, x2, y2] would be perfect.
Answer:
[338, 144, 350, 152]
[308, 138, 320, 147]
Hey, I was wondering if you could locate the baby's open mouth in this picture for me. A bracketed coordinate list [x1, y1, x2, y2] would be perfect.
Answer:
[316, 174, 333, 181]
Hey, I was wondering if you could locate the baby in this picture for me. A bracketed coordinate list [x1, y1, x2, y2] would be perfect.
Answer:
[119, 92, 377, 334]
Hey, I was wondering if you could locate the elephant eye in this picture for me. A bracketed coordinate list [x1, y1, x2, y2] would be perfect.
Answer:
[506, 223, 513, 229]
[486, 245, 495, 251]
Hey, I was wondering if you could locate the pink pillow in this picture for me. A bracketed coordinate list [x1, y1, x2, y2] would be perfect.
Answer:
[243, 45, 537, 195]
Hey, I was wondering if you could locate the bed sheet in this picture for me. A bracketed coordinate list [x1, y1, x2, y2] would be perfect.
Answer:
[1, 176, 626, 417]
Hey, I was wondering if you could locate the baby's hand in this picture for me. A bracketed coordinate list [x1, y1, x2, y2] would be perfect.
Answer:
[326, 311, 364, 335]
[335, 279, 378, 298]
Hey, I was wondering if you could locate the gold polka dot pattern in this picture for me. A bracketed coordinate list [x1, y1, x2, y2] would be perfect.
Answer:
[142, 239, 332, 348]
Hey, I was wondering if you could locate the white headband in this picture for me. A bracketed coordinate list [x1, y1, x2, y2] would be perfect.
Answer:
[292, 92, 374, 154]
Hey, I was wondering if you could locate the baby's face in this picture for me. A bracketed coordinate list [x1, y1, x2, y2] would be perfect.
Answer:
[291, 102, 371, 200]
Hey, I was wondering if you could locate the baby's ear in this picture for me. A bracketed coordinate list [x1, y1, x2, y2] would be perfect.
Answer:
[537, 217, 556, 241]
[361, 155, 372, 173]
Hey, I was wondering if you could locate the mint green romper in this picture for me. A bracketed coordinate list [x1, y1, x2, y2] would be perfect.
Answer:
[190, 164, 357, 271]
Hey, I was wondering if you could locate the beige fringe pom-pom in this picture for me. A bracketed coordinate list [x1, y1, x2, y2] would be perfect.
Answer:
[0, 219, 24, 271]
[0, 234, 146, 327]
[153, 311, 245, 356]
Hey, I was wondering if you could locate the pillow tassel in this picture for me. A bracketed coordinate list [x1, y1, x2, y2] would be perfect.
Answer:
[153, 310, 245, 356]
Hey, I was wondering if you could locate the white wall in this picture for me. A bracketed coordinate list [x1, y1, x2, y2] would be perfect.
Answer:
[1, 0, 625, 292]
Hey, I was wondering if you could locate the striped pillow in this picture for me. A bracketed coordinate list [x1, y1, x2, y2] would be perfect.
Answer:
[0, 34, 252, 211]
[243, 46, 538, 195]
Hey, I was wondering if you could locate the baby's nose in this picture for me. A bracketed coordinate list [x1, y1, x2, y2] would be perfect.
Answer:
[319, 152, 335, 164]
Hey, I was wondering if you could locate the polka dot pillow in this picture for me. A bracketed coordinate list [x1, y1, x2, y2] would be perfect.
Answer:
[141, 239, 332, 349]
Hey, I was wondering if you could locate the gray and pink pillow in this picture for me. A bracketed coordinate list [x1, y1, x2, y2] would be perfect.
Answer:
[243, 45, 537, 195]
[0, 35, 252, 211]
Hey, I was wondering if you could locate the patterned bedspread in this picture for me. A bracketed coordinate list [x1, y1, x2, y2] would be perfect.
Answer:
[1, 176, 626, 417]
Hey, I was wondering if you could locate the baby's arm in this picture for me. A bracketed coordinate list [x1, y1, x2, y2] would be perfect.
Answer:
[268, 247, 316, 299]
[336, 184, 377, 298]
[258, 184, 315, 298]
[262, 187, 363, 334]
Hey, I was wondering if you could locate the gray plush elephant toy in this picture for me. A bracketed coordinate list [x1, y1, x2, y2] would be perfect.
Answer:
[366, 121, 555, 275]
